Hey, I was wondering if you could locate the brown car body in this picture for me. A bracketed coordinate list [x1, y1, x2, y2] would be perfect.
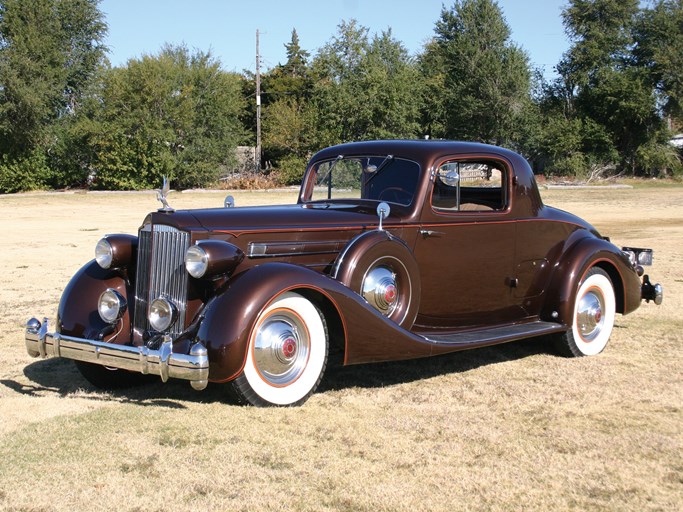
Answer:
[25, 140, 662, 406]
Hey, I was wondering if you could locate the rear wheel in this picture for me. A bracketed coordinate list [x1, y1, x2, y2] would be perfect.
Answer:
[230, 292, 328, 406]
[553, 267, 616, 357]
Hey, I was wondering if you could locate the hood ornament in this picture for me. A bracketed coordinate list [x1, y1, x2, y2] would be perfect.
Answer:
[156, 176, 174, 212]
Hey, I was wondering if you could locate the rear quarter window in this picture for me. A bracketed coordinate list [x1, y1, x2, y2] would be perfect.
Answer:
[432, 160, 506, 212]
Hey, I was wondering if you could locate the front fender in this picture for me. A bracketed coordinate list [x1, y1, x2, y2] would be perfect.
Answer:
[542, 236, 639, 326]
[196, 263, 333, 382]
[57, 260, 131, 341]
[196, 262, 444, 383]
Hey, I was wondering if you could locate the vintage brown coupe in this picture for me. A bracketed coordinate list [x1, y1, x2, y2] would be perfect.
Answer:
[25, 140, 663, 406]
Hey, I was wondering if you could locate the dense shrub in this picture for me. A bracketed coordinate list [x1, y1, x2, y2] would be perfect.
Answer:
[274, 154, 309, 186]
[0, 150, 50, 193]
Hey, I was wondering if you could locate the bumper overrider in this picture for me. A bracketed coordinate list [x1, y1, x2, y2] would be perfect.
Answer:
[25, 318, 209, 390]
[641, 275, 664, 305]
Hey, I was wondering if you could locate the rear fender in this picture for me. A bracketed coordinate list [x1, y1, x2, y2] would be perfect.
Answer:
[542, 237, 638, 326]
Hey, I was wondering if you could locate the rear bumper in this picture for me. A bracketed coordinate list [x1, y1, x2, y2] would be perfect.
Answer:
[25, 318, 209, 390]
[641, 275, 664, 305]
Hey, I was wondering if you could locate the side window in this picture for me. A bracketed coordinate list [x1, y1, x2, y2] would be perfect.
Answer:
[432, 160, 506, 212]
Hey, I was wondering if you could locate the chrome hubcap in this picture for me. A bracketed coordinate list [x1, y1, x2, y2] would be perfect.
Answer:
[577, 290, 604, 341]
[253, 314, 309, 385]
[362, 265, 399, 316]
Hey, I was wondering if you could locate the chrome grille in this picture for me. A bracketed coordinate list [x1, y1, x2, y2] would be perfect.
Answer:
[134, 224, 190, 338]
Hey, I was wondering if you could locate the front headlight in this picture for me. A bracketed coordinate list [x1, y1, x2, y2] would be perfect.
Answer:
[98, 288, 127, 323]
[95, 238, 114, 269]
[149, 297, 177, 331]
[185, 245, 209, 278]
[184, 240, 244, 280]
[95, 234, 137, 270]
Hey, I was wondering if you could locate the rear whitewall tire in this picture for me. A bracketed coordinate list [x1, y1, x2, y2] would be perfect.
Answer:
[231, 292, 328, 406]
[554, 267, 616, 357]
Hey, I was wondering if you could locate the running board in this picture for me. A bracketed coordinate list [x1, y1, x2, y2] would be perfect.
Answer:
[420, 321, 566, 347]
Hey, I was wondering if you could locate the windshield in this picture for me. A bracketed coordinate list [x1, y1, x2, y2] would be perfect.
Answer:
[302, 156, 420, 206]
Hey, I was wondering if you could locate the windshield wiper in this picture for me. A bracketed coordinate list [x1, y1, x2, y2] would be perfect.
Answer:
[317, 155, 343, 199]
[364, 154, 394, 186]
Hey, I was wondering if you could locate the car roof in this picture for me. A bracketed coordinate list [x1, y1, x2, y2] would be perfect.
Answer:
[310, 139, 522, 164]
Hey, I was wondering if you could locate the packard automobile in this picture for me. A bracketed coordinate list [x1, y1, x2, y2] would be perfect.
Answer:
[25, 140, 663, 406]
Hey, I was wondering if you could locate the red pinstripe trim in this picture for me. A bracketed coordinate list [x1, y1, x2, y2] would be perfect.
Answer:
[214, 216, 589, 238]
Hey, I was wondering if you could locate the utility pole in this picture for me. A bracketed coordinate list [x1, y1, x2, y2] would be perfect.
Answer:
[255, 29, 262, 172]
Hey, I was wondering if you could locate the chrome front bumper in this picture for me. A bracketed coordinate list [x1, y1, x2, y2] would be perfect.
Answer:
[25, 318, 209, 390]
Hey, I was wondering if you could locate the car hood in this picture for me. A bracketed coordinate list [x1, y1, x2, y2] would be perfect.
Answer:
[147, 203, 385, 234]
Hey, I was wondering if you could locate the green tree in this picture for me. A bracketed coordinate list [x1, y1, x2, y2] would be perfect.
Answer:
[262, 29, 315, 183]
[418, 39, 447, 138]
[634, 0, 683, 123]
[310, 20, 373, 146]
[422, 0, 532, 146]
[559, 0, 638, 86]
[364, 30, 421, 139]
[0, 0, 107, 191]
[547, 0, 678, 176]
[83, 45, 246, 190]
[311, 20, 421, 147]
[263, 99, 316, 183]
[264, 28, 312, 104]
[266, 21, 422, 184]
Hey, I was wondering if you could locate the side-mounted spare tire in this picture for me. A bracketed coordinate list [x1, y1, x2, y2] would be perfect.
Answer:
[333, 231, 421, 330]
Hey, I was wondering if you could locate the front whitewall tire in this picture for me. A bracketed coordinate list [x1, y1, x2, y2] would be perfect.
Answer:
[232, 292, 328, 406]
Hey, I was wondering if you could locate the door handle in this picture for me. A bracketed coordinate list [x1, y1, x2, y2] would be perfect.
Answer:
[419, 229, 444, 238]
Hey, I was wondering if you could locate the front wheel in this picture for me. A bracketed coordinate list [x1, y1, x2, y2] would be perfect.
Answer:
[553, 267, 616, 357]
[230, 292, 328, 406]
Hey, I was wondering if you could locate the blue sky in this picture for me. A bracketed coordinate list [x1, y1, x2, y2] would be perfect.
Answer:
[100, 0, 570, 78]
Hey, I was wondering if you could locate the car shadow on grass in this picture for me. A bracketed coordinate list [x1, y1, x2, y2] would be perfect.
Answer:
[319, 335, 553, 393]
[5, 357, 224, 408]
[7, 336, 555, 406]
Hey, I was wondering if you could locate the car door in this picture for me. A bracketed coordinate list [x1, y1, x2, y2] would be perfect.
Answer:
[412, 157, 520, 329]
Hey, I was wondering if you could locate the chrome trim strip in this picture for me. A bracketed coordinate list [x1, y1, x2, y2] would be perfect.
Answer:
[26, 319, 209, 390]
[248, 240, 346, 258]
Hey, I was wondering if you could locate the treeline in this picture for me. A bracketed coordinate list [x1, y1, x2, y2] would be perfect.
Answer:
[0, 0, 681, 193]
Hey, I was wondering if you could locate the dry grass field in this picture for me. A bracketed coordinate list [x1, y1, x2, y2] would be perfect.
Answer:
[0, 185, 681, 511]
